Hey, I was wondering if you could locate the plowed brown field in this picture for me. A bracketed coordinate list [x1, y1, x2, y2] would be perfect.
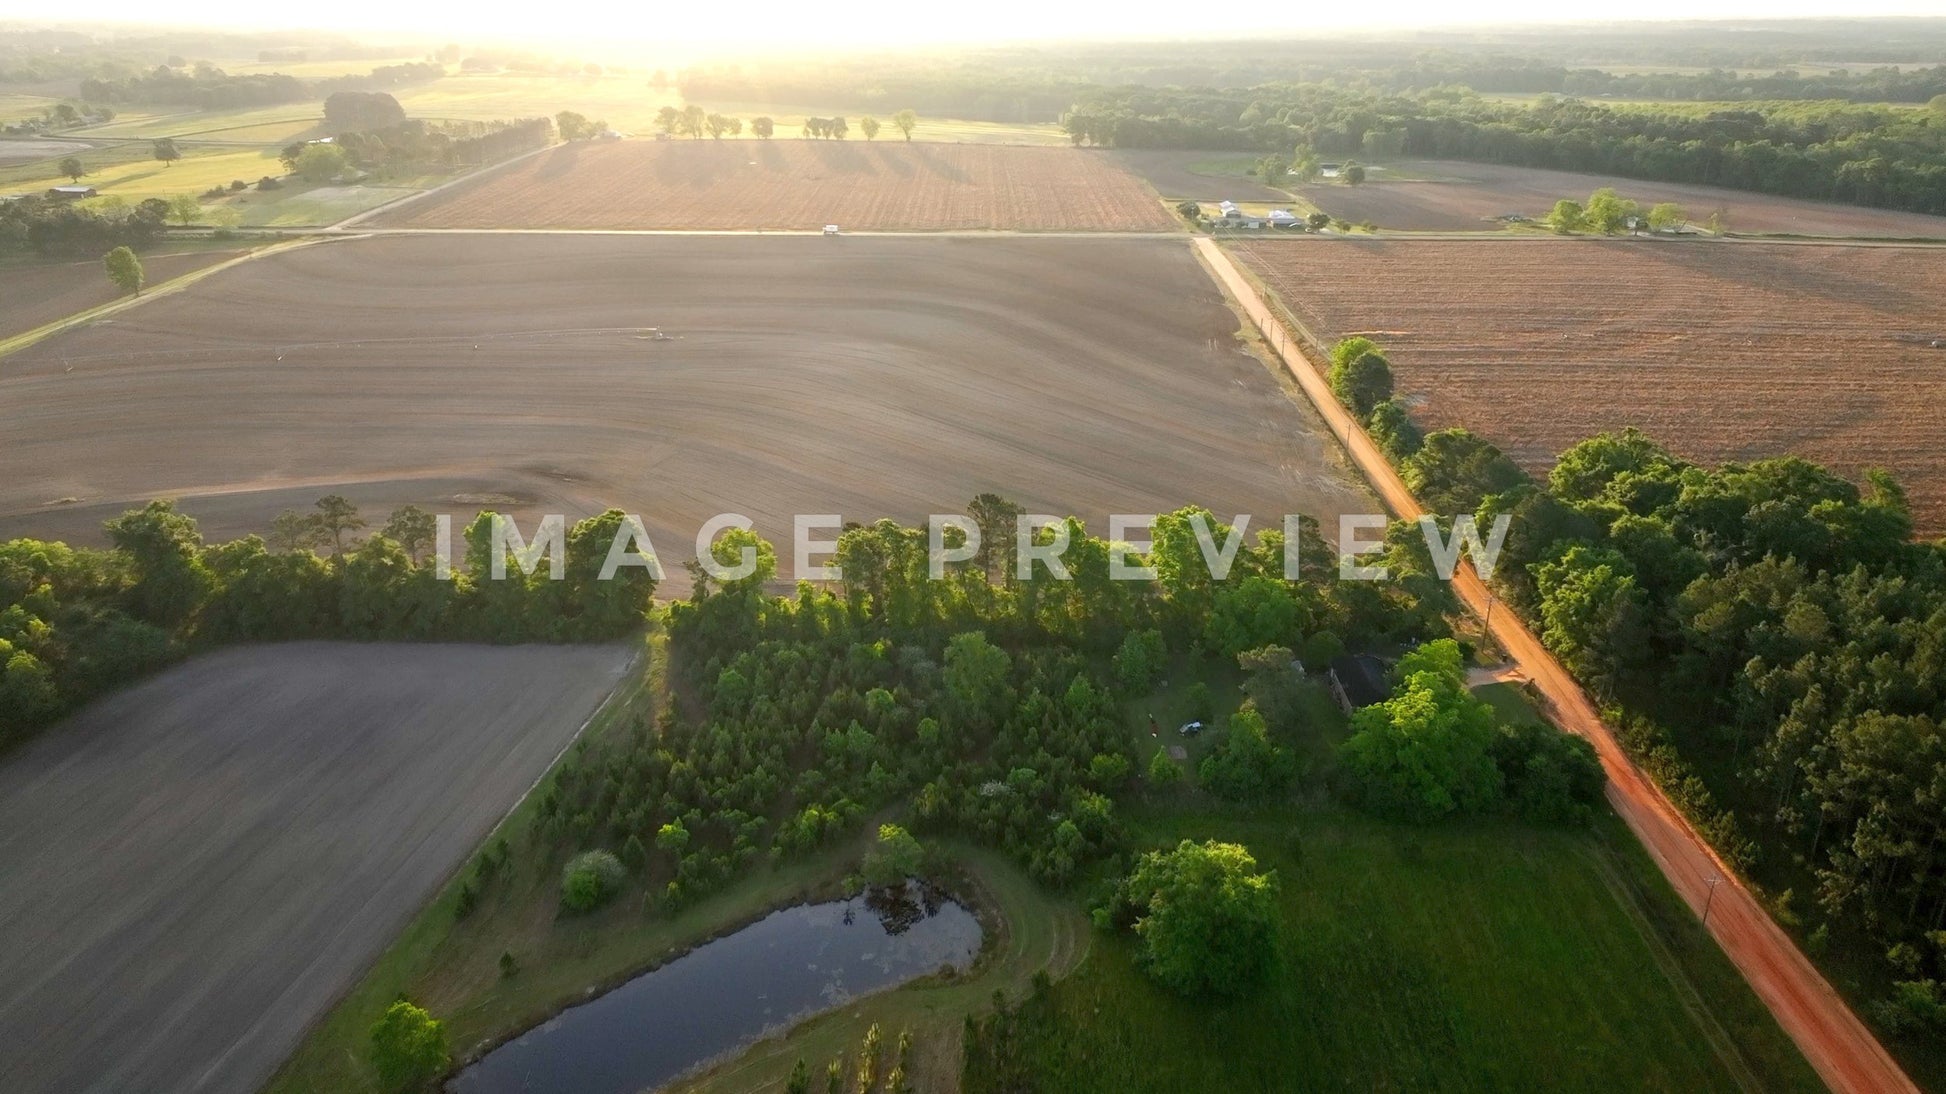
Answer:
[0, 234, 1370, 578]
[1232, 237, 1946, 533]
[1296, 160, 1946, 237]
[381, 140, 1176, 231]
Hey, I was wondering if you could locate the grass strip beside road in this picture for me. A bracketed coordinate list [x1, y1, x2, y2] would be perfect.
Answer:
[0, 239, 315, 365]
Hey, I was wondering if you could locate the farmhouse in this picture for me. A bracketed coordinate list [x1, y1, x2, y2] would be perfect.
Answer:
[47, 185, 97, 199]
[1328, 653, 1389, 712]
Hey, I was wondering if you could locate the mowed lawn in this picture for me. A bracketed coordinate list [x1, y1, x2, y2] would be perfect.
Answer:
[989, 809, 1822, 1093]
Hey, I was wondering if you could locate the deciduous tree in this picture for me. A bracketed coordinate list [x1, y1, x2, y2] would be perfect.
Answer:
[1120, 839, 1279, 996]
[103, 245, 142, 294]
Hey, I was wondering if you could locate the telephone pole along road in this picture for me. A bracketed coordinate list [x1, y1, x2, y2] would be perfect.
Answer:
[1193, 235, 1918, 1094]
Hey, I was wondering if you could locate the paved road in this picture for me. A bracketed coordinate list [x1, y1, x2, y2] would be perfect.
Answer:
[1194, 235, 1918, 1094]
[0, 643, 633, 1094]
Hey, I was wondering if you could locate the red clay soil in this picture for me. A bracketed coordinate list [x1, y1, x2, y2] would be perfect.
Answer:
[1200, 236, 1920, 1094]
[1300, 159, 1946, 237]
[1230, 236, 1946, 534]
[381, 139, 1178, 232]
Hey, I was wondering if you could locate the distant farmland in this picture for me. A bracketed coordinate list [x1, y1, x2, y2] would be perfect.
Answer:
[1297, 160, 1946, 237]
[1232, 237, 1946, 532]
[381, 140, 1177, 231]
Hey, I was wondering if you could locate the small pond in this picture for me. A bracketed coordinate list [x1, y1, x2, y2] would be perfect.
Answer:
[447, 882, 981, 1094]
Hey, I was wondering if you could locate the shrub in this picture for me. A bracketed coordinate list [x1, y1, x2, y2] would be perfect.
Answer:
[560, 849, 625, 912]
[229, 179, 248, 191]
[256, 176, 283, 191]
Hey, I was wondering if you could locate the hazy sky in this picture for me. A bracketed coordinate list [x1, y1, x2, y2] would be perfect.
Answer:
[21, 1, 1946, 48]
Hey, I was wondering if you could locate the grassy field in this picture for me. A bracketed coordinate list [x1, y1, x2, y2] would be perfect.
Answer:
[0, 143, 285, 200]
[80, 103, 324, 140]
[967, 806, 1824, 1093]
[392, 73, 684, 133]
[0, 138, 457, 226]
[268, 633, 1087, 1094]
[0, 93, 64, 125]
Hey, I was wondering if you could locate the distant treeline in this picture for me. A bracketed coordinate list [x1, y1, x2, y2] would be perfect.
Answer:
[315, 115, 554, 174]
[1357, 58, 1946, 103]
[76, 61, 443, 111]
[1062, 86, 1946, 215]
[679, 67, 1079, 124]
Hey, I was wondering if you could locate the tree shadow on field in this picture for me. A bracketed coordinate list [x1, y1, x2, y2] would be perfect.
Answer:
[810, 140, 874, 175]
[655, 140, 742, 188]
[868, 145, 915, 179]
[533, 143, 583, 181]
[758, 140, 787, 173]
[908, 143, 972, 184]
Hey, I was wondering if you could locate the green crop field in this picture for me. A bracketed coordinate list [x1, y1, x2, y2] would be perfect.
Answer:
[965, 807, 1823, 1093]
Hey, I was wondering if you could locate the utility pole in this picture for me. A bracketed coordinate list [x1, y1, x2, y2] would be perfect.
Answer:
[1702, 873, 1723, 926]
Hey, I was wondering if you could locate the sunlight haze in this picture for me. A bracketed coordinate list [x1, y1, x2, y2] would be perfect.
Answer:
[19, 0, 1946, 48]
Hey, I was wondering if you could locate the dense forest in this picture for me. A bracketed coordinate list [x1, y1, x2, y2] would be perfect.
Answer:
[3, 493, 1611, 902]
[499, 505, 1605, 950]
[1326, 336, 1946, 1042]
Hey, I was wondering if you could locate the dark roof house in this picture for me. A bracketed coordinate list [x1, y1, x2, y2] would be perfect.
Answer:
[1328, 653, 1390, 712]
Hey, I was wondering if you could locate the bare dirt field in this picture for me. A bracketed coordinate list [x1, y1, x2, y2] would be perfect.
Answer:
[0, 234, 1370, 576]
[1111, 150, 1293, 202]
[1231, 237, 1946, 533]
[0, 249, 243, 341]
[0, 136, 95, 165]
[0, 641, 632, 1094]
[380, 139, 1177, 231]
[1297, 160, 1946, 238]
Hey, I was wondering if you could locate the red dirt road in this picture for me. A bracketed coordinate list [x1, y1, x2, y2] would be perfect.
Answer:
[1195, 236, 1917, 1094]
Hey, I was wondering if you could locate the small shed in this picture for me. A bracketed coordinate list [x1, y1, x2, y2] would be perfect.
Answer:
[47, 185, 96, 199]
[1328, 654, 1390, 713]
